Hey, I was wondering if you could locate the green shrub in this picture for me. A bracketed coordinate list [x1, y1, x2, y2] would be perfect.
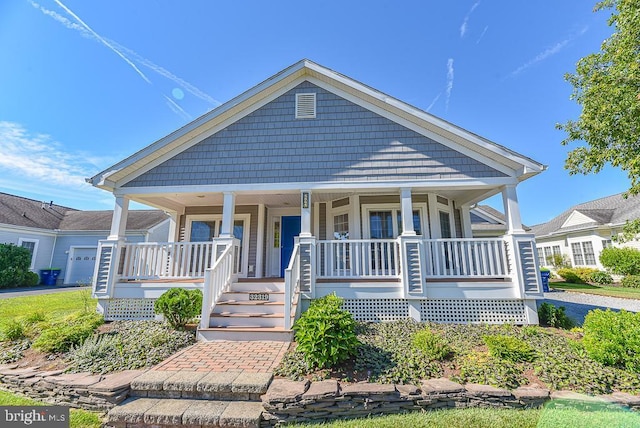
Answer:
[1, 320, 25, 341]
[483, 334, 535, 363]
[556, 268, 584, 284]
[582, 309, 640, 372]
[588, 270, 613, 285]
[22, 271, 39, 287]
[32, 311, 103, 354]
[546, 253, 572, 269]
[293, 293, 359, 369]
[412, 328, 451, 360]
[538, 302, 575, 329]
[574, 267, 599, 282]
[600, 247, 640, 276]
[66, 320, 195, 373]
[621, 275, 640, 288]
[24, 310, 47, 324]
[0, 244, 32, 288]
[154, 288, 202, 329]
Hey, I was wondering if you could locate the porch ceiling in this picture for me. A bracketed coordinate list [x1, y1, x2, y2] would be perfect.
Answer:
[129, 187, 496, 212]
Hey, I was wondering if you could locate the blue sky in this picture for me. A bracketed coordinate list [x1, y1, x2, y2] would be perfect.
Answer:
[0, 0, 628, 226]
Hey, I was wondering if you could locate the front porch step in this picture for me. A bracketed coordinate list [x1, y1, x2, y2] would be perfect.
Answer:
[106, 397, 263, 428]
[210, 313, 285, 328]
[230, 281, 284, 293]
[198, 326, 294, 342]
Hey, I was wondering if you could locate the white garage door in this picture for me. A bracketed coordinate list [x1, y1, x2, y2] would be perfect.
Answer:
[66, 247, 97, 285]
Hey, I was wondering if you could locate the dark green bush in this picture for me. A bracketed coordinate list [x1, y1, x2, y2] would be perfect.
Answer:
[483, 334, 535, 363]
[23, 271, 39, 287]
[32, 311, 103, 353]
[412, 328, 452, 360]
[293, 293, 359, 369]
[600, 247, 640, 276]
[621, 275, 640, 288]
[538, 302, 575, 329]
[588, 270, 613, 285]
[154, 288, 203, 329]
[0, 244, 32, 288]
[583, 309, 640, 372]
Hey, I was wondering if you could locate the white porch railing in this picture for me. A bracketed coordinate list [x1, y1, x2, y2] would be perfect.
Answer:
[199, 242, 237, 329]
[284, 243, 301, 330]
[316, 239, 400, 279]
[424, 238, 509, 278]
[119, 242, 214, 280]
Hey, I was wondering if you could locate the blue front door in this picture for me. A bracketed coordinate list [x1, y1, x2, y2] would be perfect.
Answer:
[280, 216, 301, 277]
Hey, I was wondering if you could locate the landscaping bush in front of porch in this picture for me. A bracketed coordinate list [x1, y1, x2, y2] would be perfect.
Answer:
[276, 320, 640, 395]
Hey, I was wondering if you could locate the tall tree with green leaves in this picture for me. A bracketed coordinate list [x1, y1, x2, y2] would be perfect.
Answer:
[558, 0, 640, 193]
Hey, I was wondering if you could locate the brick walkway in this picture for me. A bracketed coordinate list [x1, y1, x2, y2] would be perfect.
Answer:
[151, 341, 290, 373]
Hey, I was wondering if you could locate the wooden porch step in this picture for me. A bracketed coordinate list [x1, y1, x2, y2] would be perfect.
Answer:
[197, 326, 293, 342]
[212, 312, 283, 318]
[216, 300, 283, 306]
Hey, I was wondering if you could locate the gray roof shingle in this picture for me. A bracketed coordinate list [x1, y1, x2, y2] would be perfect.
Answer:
[530, 193, 640, 237]
[0, 192, 167, 232]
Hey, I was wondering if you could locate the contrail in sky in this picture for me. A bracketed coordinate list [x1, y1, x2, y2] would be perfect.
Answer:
[52, 0, 151, 84]
[445, 59, 454, 111]
[29, 0, 219, 117]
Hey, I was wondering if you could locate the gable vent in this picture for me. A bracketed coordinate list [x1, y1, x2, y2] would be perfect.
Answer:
[295, 93, 316, 119]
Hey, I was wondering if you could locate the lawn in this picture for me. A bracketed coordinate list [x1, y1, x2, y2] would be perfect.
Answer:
[0, 389, 102, 428]
[0, 288, 94, 325]
[549, 281, 640, 299]
[290, 405, 640, 428]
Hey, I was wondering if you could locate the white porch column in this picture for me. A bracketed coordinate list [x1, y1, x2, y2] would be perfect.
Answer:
[300, 190, 312, 237]
[220, 192, 236, 238]
[108, 196, 129, 240]
[460, 204, 473, 238]
[400, 188, 416, 236]
[166, 211, 179, 242]
[502, 184, 524, 233]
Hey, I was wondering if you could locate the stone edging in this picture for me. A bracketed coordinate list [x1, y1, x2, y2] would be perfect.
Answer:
[261, 378, 640, 427]
[0, 364, 143, 411]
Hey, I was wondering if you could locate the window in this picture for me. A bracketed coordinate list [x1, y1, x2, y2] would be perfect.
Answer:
[368, 209, 422, 239]
[333, 213, 349, 239]
[552, 246, 561, 256]
[537, 247, 544, 266]
[571, 241, 597, 266]
[543, 247, 553, 265]
[186, 214, 250, 275]
[18, 238, 38, 270]
[583, 242, 596, 265]
[439, 211, 451, 239]
[602, 239, 613, 249]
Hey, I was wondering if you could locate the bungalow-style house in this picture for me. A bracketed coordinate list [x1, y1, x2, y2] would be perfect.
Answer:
[0, 192, 169, 285]
[532, 193, 640, 270]
[88, 60, 546, 340]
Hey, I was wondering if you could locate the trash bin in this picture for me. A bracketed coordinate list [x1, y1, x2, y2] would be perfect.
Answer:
[39, 269, 61, 285]
[540, 270, 551, 292]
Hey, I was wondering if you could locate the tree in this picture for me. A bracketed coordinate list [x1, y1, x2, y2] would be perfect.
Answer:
[558, 0, 640, 194]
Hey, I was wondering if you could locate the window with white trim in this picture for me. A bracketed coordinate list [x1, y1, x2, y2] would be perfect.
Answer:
[602, 239, 613, 249]
[18, 238, 38, 270]
[537, 247, 544, 266]
[571, 241, 597, 266]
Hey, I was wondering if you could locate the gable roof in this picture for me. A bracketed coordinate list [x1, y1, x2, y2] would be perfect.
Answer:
[470, 205, 530, 232]
[0, 192, 167, 232]
[88, 59, 545, 192]
[531, 193, 640, 238]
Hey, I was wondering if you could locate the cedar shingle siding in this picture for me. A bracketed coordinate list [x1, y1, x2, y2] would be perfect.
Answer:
[125, 82, 505, 188]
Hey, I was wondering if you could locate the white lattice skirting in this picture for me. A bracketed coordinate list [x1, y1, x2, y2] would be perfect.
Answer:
[104, 298, 157, 321]
[342, 299, 527, 324]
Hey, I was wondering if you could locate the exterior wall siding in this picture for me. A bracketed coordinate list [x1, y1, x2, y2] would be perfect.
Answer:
[0, 228, 56, 274]
[125, 82, 505, 188]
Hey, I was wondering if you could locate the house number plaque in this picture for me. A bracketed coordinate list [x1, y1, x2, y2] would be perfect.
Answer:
[302, 192, 309, 209]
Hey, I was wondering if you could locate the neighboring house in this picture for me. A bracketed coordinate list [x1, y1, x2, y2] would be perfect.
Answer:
[0, 192, 169, 285]
[470, 205, 532, 238]
[88, 59, 546, 340]
[532, 193, 640, 271]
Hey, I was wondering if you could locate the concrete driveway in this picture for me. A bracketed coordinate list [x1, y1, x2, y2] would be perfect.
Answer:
[540, 290, 640, 325]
